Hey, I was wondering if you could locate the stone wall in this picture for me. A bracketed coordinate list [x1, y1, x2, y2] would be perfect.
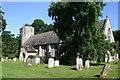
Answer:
[21, 26, 34, 46]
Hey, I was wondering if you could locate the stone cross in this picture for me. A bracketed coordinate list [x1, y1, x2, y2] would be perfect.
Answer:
[48, 58, 54, 68]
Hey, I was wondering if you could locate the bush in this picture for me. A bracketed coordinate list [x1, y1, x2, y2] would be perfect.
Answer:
[28, 55, 36, 58]
[40, 56, 46, 63]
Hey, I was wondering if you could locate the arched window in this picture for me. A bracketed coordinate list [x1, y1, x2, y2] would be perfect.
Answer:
[108, 28, 110, 34]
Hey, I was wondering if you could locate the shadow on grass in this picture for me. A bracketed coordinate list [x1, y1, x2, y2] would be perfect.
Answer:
[114, 62, 118, 64]
[90, 63, 105, 66]
[45, 67, 48, 68]
[70, 67, 77, 70]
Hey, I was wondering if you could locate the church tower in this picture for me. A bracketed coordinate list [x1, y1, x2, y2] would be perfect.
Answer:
[21, 25, 34, 46]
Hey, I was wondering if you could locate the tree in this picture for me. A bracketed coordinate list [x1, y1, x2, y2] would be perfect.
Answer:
[0, 9, 7, 58]
[113, 30, 120, 56]
[31, 19, 53, 34]
[44, 23, 53, 32]
[24, 23, 31, 26]
[2, 31, 19, 58]
[31, 19, 45, 34]
[113, 30, 120, 46]
[48, 2, 109, 65]
[0, 9, 7, 32]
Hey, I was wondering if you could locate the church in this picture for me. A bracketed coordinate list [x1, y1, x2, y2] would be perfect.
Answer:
[19, 16, 118, 62]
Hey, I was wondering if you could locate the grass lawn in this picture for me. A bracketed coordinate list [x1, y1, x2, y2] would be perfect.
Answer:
[1, 60, 119, 78]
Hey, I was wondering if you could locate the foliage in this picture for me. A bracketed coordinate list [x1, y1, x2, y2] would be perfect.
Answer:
[48, 2, 110, 65]
[28, 55, 36, 58]
[113, 30, 120, 44]
[2, 31, 20, 58]
[24, 23, 31, 26]
[0, 9, 7, 32]
[113, 30, 120, 54]
[40, 56, 46, 63]
[31, 19, 53, 34]
[44, 23, 54, 32]
[31, 19, 44, 34]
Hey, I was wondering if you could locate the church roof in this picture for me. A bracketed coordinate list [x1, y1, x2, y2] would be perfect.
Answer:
[23, 31, 60, 46]
[98, 19, 107, 30]
[24, 46, 36, 53]
[23, 19, 107, 47]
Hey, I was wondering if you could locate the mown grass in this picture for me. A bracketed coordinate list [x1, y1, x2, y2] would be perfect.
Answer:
[1, 60, 119, 78]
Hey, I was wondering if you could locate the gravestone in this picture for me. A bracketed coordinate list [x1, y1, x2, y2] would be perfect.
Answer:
[5, 57, 8, 61]
[13, 58, 17, 61]
[48, 58, 54, 68]
[9, 59, 12, 61]
[54, 60, 59, 67]
[76, 58, 83, 71]
[105, 58, 108, 62]
[76, 57, 79, 70]
[1, 58, 4, 62]
[26, 58, 32, 67]
[34, 57, 40, 64]
[85, 60, 90, 69]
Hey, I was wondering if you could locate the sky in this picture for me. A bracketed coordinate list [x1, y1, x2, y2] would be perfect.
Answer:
[2, 2, 119, 37]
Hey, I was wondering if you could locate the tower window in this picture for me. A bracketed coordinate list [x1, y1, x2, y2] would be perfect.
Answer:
[108, 28, 111, 34]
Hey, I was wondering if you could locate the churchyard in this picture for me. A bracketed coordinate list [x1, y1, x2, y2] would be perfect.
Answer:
[1, 59, 119, 78]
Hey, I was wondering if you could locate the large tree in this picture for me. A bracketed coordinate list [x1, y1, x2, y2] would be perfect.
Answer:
[31, 19, 53, 34]
[0, 10, 7, 32]
[0, 9, 7, 58]
[48, 2, 110, 65]
[31, 19, 45, 34]
[113, 30, 120, 45]
[2, 31, 20, 58]
[113, 30, 120, 55]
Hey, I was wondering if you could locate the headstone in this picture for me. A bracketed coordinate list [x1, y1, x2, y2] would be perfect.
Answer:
[9, 59, 12, 61]
[54, 60, 59, 67]
[34, 57, 40, 64]
[13, 58, 17, 61]
[105, 57, 108, 62]
[26, 58, 32, 67]
[76, 57, 79, 70]
[76, 58, 83, 71]
[5, 57, 8, 61]
[48, 58, 54, 68]
[1, 58, 4, 62]
[85, 60, 90, 69]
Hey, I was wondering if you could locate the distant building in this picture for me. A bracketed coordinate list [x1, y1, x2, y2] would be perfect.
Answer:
[19, 16, 118, 62]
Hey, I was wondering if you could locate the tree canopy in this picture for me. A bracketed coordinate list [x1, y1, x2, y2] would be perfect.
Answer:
[113, 30, 120, 44]
[2, 31, 20, 58]
[31, 19, 53, 34]
[48, 2, 111, 65]
[0, 9, 7, 58]
[113, 30, 120, 54]
[31, 19, 45, 34]
[0, 10, 7, 32]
